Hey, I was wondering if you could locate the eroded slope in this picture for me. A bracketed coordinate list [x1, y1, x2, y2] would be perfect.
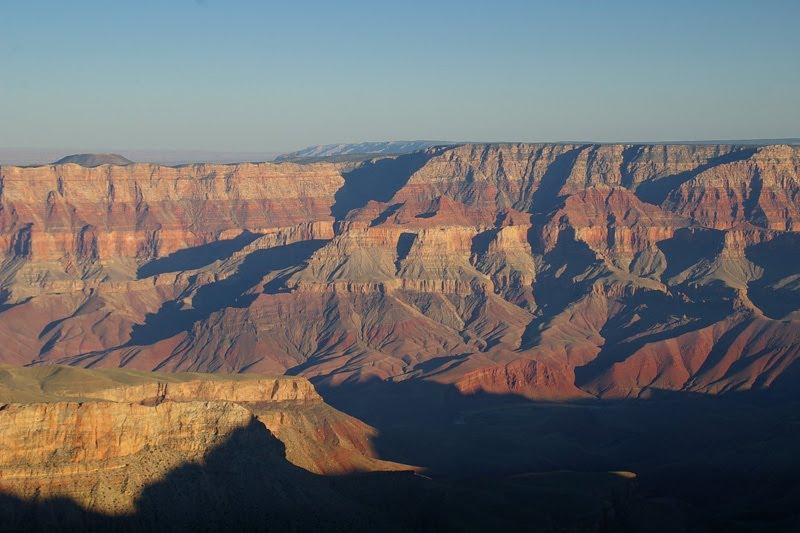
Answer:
[0, 143, 798, 399]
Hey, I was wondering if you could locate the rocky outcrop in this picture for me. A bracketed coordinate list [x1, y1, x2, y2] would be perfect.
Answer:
[0, 366, 409, 519]
[454, 358, 589, 400]
[0, 364, 643, 532]
[0, 400, 255, 514]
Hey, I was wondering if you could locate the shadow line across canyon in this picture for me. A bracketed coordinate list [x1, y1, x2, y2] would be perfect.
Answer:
[519, 227, 599, 350]
[330, 150, 440, 219]
[745, 233, 800, 319]
[573, 285, 736, 388]
[0, 415, 640, 532]
[0, 419, 402, 531]
[136, 231, 261, 279]
[527, 146, 585, 217]
[127, 240, 329, 346]
[634, 147, 758, 206]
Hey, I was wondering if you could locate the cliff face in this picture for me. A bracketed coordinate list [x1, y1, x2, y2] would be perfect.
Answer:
[0, 143, 799, 400]
[1, 366, 645, 532]
[0, 400, 254, 511]
[0, 162, 341, 270]
[0, 366, 408, 519]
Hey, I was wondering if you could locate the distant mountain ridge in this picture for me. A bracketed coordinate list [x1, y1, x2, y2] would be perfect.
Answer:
[53, 153, 133, 167]
[275, 140, 455, 162]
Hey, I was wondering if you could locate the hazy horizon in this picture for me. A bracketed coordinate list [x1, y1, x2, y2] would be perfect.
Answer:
[2, 0, 798, 154]
[3, 136, 800, 166]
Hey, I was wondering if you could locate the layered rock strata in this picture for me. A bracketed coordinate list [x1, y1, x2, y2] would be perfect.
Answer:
[0, 143, 798, 399]
[0, 365, 407, 516]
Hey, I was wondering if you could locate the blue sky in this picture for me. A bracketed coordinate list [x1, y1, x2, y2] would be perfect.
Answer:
[1, 0, 798, 152]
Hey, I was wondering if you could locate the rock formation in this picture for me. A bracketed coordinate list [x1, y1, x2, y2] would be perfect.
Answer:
[0, 366, 642, 532]
[0, 143, 798, 400]
[0, 366, 407, 515]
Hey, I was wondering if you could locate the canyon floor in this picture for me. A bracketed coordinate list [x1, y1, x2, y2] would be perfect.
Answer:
[1, 143, 799, 530]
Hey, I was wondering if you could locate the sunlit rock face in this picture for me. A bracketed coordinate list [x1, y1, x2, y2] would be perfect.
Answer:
[0, 143, 799, 399]
[0, 366, 408, 518]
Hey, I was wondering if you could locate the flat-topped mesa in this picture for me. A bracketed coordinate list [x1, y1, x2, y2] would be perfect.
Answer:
[80, 376, 322, 404]
[0, 162, 343, 263]
[53, 153, 134, 167]
[0, 366, 323, 405]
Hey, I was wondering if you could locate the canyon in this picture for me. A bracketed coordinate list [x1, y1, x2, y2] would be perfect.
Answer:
[1, 143, 799, 530]
[0, 143, 797, 399]
[0, 365, 641, 531]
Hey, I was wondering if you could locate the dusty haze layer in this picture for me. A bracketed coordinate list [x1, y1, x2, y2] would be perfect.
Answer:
[0, 143, 798, 400]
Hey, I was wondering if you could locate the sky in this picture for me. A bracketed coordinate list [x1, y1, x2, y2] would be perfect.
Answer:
[1, 0, 799, 154]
